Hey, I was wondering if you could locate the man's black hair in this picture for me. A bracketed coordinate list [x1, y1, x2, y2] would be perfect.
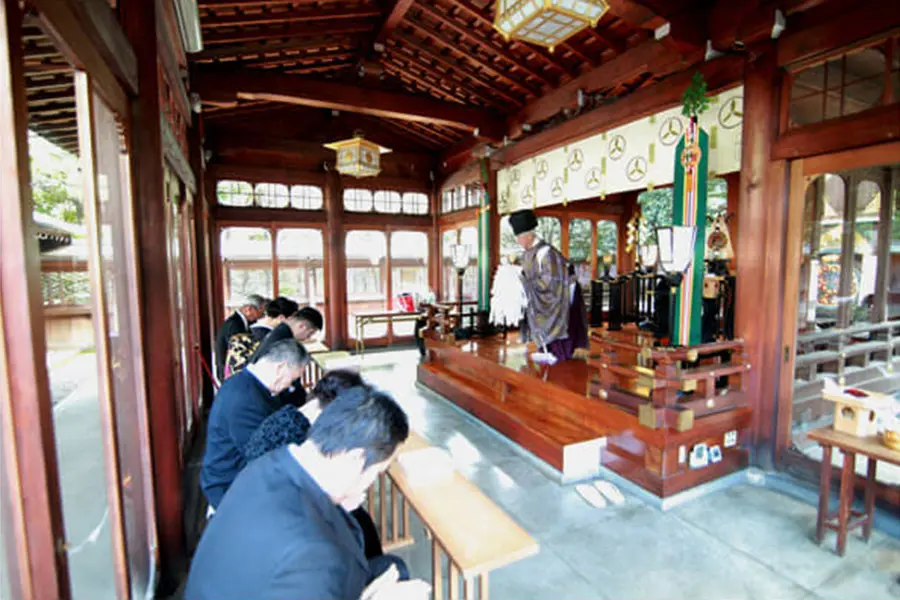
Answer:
[264, 299, 283, 319]
[311, 369, 368, 408]
[275, 297, 300, 317]
[308, 387, 409, 468]
[292, 306, 324, 331]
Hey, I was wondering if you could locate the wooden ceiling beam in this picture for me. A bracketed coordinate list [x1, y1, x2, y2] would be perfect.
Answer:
[373, 117, 446, 149]
[199, 0, 348, 7]
[582, 27, 627, 55]
[384, 44, 509, 109]
[605, 0, 667, 29]
[441, 0, 574, 76]
[403, 18, 539, 97]
[414, 2, 556, 88]
[283, 63, 355, 75]
[200, 7, 381, 28]
[374, 0, 417, 47]
[510, 39, 689, 134]
[193, 67, 505, 139]
[202, 20, 375, 45]
[381, 61, 467, 106]
[25, 89, 74, 104]
[245, 50, 357, 69]
[193, 36, 355, 61]
[389, 32, 526, 107]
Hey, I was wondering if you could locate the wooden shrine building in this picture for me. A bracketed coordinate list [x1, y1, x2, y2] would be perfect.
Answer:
[1, 0, 899, 597]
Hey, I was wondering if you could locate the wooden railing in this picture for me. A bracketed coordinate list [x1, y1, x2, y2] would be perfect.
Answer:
[366, 433, 538, 600]
[587, 330, 751, 432]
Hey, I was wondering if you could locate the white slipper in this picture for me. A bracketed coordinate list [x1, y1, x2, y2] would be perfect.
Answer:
[593, 480, 625, 505]
[575, 483, 608, 509]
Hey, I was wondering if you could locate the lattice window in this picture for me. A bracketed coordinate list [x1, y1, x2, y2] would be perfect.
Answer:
[217, 180, 253, 206]
[254, 183, 290, 208]
[402, 192, 429, 215]
[374, 190, 402, 213]
[344, 188, 374, 212]
[290, 185, 324, 210]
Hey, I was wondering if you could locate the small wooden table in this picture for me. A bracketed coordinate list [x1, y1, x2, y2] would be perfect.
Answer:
[808, 427, 900, 556]
[352, 310, 421, 354]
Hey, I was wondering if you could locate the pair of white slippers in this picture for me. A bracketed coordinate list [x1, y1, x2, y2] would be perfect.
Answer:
[575, 480, 625, 508]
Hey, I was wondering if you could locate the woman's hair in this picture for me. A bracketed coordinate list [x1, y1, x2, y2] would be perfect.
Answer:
[311, 369, 368, 408]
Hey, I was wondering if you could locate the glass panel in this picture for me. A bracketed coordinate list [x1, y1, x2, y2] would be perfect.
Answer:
[216, 180, 253, 206]
[344, 188, 373, 212]
[31, 127, 118, 599]
[597, 221, 618, 277]
[290, 185, 323, 211]
[374, 190, 401, 213]
[220, 227, 273, 314]
[166, 171, 192, 442]
[459, 227, 479, 302]
[891, 172, 900, 320]
[442, 229, 458, 302]
[708, 177, 727, 215]
[346, 231, 387, 338]
[91, 94, 156, 599]
[402, 192, 429, 215]
[390, 231, 429, 335]
[254, 183, 289, 208]
[850, 180, 881, 325]
[499, 216, 524, 262]
[276, 228, 326, 339]
[535, 216, 561, 248]
[569, 218, 592, 288]
[816, 175, 846, 327]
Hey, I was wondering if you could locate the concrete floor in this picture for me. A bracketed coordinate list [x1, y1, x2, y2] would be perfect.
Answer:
[354, 349, 900, 600]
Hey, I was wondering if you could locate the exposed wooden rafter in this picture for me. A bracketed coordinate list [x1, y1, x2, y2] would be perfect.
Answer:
[200, 7, 380, 28]
[194, 36, 355, 61]
[202, 20, 375, 45]
[193, 67, 505, 139]
[381, 60, 468, 105]
[374, 0, 417, 47]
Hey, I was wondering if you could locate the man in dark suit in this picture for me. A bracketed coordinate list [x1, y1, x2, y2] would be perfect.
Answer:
[186, 387, 429, 600]
[251, 306, 324, 407]
[201, 338, 310, 509]
[215, 294, 267, 381]
[249, 297, 300, 343]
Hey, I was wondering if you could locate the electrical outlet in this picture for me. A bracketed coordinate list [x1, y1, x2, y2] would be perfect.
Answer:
[724, 430, 738, 448]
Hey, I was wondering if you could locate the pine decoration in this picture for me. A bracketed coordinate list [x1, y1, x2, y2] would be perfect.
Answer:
[681, 72, 710, 119]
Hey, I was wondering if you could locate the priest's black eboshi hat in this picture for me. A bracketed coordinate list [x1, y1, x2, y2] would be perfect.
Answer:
[509, 209, 538, 235]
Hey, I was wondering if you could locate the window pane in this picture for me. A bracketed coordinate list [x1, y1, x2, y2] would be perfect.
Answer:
[452, 188, 465, 211]
[402, 192, 428, 215]
[442, 191, 452, 214]
[290, 185, 323, 210]
[344, 188, 373, 212]
[535, 217, 561, 248]
[220, 227, 273, 313]
[255, 182, 289, 208]
[596, 221, 618, 278]
[217, 180, 253, 206]
[442, 229, 458, 302]
[276, 228, 326, 337]
[346, 230, 387, 338]
[374, 190, 401, 213]
[891, 176, 900, 320]
[499, 216, 523, 262]
[850, 180, 882, 325]
[460, 227, 479, 301]
[391, 231, 429, 335]
[569, 218, 593, 288]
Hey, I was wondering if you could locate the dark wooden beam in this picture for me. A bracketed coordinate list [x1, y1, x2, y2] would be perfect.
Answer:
[246, 50, 357, 69]
[193, 67, 505, 139]
[212, 204, 328, 223]
[495, 52, 744, 166]
[381, 59, 469, 105]
[777, 1, 900, 67]
[414, 2, 556, 88]
[283, 62, 354, 76]
[200, 0, 346, 6]
[771, 104, 900, 161]
[390, 32, 527, 106]
[200, 7, 381, 28]
[374, 0, 417, 47]
[606, 0, 667, 29]
[192, 36, 355, 61]
[439, 137, 488, 173]
[510, 39, 690, 134]
[403, 17, 539, 97]
[202, 20, 375, 45]
[369, 115, 445, 149]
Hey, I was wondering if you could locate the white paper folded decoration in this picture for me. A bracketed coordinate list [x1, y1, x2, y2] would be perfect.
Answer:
[396, 447, 455, 487]
[530, 351, 558, 365]
[490, 263, 527, 328]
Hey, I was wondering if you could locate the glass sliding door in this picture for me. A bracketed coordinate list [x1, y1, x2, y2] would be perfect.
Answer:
[276, 228, 326, 338]
[390, 231, 428, 336]
[346, 230, 388, 339]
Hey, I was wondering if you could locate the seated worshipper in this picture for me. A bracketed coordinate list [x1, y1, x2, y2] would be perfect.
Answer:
[215, 294, 267, 381]
[223, 297, 301, 379]
[185, 387, 430, 600]
[243, 369, 384, 560]
[509, 209, 588, 363]
[251, 305, 325, 407]
[201, 339, 310, 510]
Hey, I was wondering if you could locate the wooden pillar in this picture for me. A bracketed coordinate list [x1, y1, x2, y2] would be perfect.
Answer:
[119, 1, 184, 592]
[190, 118, 215, 408]
[0, 1, 70, 597]
[619, 191, 639, 273]
[324, 170, 347, 349]
[836, 173, 857, 328]
[734, 43, 790, 468]
[871, 166, 895, 323]
[430, 187, 441, 298]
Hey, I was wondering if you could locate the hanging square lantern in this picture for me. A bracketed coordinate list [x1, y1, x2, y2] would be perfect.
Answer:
[493, 0, 609, 51]
[324, 131, 391, 178]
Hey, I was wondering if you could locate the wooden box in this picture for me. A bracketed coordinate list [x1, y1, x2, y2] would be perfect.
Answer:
[822, 388, 891, 437]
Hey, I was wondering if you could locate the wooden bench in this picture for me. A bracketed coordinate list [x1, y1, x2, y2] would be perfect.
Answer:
[366, 432, 539, 600]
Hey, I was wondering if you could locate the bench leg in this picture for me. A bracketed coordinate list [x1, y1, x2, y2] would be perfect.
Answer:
[432, 538, 443, 600]
[449, 563, 460, 600]
[479, 574, 489, 600]
[836, 450, 855, 557]
[816, 445, 832, 544]
[863, 457, 877, 542]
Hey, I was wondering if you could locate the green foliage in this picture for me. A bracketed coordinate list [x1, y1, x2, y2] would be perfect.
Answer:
[681, 72, 711, 119]
[568, 218, 592, 261]
[31, 160, 82, 225]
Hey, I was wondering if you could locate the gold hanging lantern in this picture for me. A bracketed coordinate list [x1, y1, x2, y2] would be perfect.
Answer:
[324, 131, 391, 178]
[493, 0, 609, 52]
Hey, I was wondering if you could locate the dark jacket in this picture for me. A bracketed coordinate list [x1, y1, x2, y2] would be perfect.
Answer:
[243, 405, 311, 461]
[186, 447, 371, 600]
[216, 312, 249, 380]
[250, 323, 273, 343]
[200, 369, 281, 508]
[251, 322, 308, 407]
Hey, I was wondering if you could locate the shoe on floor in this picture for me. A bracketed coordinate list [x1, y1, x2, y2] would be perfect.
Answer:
[575, 483, 607, 508]
[593, 480, 625, 505]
